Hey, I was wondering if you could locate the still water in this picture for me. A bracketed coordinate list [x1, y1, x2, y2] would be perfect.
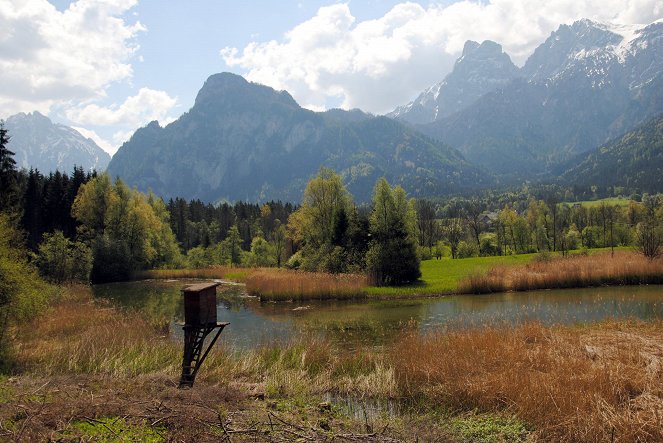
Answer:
[92, 280, 663, 350]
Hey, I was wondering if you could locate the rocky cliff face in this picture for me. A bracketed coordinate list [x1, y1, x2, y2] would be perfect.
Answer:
[4, 111, 110, 173]
[389, 40, 520, 124]
[107, 73, 490, 202]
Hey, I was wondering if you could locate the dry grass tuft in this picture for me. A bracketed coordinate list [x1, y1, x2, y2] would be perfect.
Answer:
[246, 269, 368, 301]
[460, 251, 663, 294]
[17, 284, 180, 377]
[392, 320, 663, 442]
[134, 266, 234, 281]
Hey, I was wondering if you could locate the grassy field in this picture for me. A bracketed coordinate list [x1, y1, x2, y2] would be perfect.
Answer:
[367, 253, 536, 296]
[136, 247, 636, 300]
[566, 197, 634, 207]
[2, 285, 663, 442]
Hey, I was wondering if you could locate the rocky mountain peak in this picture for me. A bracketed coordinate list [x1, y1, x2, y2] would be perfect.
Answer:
[388, 39, 519, 124]
[194, 72, 299, 111]
[522, 19, 624, 81]
[4, 111, 110, 173]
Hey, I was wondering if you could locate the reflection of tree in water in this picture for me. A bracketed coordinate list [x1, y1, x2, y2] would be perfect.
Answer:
[92, 280, 185, 326]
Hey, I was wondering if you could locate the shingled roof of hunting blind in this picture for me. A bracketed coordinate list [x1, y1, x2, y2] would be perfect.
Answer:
[183, 282, 221, 292]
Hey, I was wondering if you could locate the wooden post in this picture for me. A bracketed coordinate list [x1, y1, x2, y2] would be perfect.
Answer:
[179, 282, 228, 388]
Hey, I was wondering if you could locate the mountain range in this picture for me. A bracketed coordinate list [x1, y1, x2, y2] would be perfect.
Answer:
[3, 111, 109, 173]
[394, 19, 663, 178]
[12, 18, 662, 202]
[107, 73, 489, 202]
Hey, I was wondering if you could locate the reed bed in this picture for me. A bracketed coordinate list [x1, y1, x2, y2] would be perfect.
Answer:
[17, 285, 181, 376]
[245, 269, 368, 301]
[392, 320, 663, 443]
[14, 285, 389, 398]
[133, 265, 246, 281]
[459, 251, 663, 294]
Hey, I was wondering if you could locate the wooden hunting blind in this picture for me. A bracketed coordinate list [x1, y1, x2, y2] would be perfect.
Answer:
[179, 282, 228, 388]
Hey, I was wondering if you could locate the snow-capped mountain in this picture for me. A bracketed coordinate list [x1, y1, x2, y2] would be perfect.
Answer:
[389, 40, 520, 125]
[523, 19, 663, 88]
[392, 18, 663, 178]
[4, 111, 110, 173]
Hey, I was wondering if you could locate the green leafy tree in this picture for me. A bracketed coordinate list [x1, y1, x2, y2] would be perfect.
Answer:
[366, 178, 420, 286]
[72, 173, 181, 282]
[247, 236, 275, 267]
[635, 195, 662, 260]
[286, 168, 353, 272]
[34, 231, 92, 283]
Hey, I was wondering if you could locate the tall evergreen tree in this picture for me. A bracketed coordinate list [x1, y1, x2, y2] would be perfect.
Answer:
[0, 122, 19, 213]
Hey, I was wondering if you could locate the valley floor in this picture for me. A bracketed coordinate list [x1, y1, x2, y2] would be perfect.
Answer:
[1, 285, 662, 441]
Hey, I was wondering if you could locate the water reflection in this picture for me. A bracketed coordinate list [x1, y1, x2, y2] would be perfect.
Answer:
[92, 281, 663, 350]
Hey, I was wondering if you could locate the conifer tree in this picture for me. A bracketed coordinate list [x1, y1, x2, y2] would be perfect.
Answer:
[0, 122, 19, 213]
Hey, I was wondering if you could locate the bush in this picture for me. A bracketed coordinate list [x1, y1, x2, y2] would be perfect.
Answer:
[457, 240, 479, 259]
[418, 246, 433, 261]
[366, 237, 421, 286]
[34, 231, 92, 283]
[0, 214, 56, 371]
[479, 233, 498, 256]
[286, 251, 303, 269]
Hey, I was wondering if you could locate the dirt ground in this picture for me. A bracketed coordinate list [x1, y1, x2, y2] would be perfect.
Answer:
[0, 374, 455, 442]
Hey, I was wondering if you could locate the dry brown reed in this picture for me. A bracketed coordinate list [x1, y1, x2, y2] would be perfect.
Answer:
[460, 251, 663, 294]
[245, 269, 368, 301]
[133, 266, 234, 281]
[392, 320, 663, 443]
[17, 285, 181, 376]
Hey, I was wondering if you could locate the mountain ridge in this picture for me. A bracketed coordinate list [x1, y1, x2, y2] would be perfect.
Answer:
[107, 72, 490, 203]
[3, 111, 110, 173]
[394, 18, 663, 179]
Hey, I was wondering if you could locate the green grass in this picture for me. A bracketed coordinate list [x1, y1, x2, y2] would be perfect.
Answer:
[367, 247, 631, 297]
[566, 197, 634, 208]
[448, 413, 530, 443]
[367, 254, 535, 296]
[65, 417, 165, 442]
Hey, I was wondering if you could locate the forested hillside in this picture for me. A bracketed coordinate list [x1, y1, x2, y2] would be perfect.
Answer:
[562, 114, 663, 192]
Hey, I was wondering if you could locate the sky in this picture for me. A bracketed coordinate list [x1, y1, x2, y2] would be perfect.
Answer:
[1, 0, 661, 156]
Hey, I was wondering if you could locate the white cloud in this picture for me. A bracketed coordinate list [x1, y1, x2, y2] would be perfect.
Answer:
[66, 87, 177, 154]
[0, 0, 144, 116]
[221, 0, 663, 114]
[67, 87, 177, 126]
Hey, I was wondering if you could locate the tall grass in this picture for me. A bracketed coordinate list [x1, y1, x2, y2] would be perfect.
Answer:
[17, 285, 180, 376]
[133, 266, 235, 281]
[246, 269, 368, 301]
[15, 286, 390, 398]
[460, 251, 663, 294]
[392, 321, 663, 442]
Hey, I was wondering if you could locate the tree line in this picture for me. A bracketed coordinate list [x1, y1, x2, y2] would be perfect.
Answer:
[2, 118, 662, 290]
[414, 194, 663, 260]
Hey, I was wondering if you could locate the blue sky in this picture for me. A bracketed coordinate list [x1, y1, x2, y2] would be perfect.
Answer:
[1, 0, 660, 155]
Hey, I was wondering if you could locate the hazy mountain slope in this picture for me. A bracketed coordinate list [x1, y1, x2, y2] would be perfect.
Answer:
[4, 111, 110, 173]
[389, 40, 520, 125]
[107, 73, 490, 203]
[393, 19, 663, 179]
[561, 113, 663, 192]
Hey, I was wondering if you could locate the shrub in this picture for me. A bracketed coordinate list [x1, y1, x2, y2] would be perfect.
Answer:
[457, 240, 479, 259]
[34, 231, 92, 283]
[0, 214, 56, 371]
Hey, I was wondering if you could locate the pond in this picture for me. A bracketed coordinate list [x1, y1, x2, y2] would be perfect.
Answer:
[92, 280, 663, 350]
